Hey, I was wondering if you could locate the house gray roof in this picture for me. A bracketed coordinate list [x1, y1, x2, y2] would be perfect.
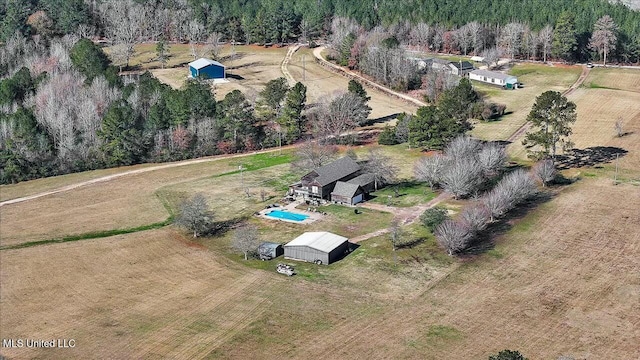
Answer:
[450, 61, 474, 70]
[188, 58, 225, 70]
[285, 232, 349, 252]
[470, 69, 517, 82]
[331, 181, 362, 198]
[347, 173, 375, 187]
[312, 157, 361, 187]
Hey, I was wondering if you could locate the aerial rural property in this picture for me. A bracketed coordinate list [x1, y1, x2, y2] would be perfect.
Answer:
[1, 1, 640, 359]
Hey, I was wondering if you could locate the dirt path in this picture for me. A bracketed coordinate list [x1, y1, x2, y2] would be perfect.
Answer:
[506, 65, 590, 143]
[350, 192, 452, 243]
[0, 145, 296, 207]
[312, 46, 427, 107]
[281, 45, 301, 86]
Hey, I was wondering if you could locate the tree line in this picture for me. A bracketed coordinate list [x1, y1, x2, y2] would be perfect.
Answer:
[2, 0, 639, 64]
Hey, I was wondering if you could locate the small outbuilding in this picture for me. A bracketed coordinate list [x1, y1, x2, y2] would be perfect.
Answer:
[258, 242, 284, 260]
[331, 181, 365, 205]
[284, 232, 350, 265]
[188, 58, 226, 80]
[449, 61, 475, 76]
[469, 69, 518, 89]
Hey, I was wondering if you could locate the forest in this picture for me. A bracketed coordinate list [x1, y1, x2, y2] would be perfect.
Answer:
[1, 0, 640, 63]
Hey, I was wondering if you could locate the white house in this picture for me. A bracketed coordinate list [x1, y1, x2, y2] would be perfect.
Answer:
[469, 69, 519, 89]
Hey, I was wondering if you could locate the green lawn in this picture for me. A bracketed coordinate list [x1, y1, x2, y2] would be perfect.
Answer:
[369, 181, 437, 207]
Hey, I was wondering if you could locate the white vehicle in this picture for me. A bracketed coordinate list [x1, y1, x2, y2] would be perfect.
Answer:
[276, 263, 295, 276]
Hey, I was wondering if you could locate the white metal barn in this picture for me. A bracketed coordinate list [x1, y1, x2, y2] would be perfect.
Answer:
[284, 232, 350, 265]
[469, 69, 519, 89]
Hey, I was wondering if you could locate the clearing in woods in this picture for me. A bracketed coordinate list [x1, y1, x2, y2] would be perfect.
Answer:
[147, 44, 418, 123]
[2, 179, 638, 359]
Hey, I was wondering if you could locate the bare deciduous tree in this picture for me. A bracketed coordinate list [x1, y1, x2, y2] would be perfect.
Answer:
[478, 142, 506, 176]
[414, 153, 447, 189]
[176, 193, 215, 238]
[460, 204, 491, 233]
[364, 148, 399, 190]
[435, 219, 472, 255]
[614, 117, 625, 137]
[440, 157, 484, 199]
[100, 0, 143, 69]
[482, 186, 513, 222]
[589, 15, 618, 66]
[455, 24, 473, 55]
[444, 135, 482, 161]
[539, 25, 553, 62]
[409, 22, 432, 50]
[466, 21, 483, 54]
[481, 47, 501, 69]
[291, 141, 338, 173]
[388, 217, 403, 264]
[232, 224, 261, 260]
[312, 92, 370, 140]
[499, 22, 525, 59]
[532, 159, 556, 187]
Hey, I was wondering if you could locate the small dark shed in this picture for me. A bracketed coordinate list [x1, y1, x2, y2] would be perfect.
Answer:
[258, 242, 284, 260]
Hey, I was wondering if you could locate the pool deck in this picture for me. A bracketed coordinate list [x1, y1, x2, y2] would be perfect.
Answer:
[258, 201, 323, 224]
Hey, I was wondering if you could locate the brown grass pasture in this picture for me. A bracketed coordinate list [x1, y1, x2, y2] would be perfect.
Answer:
[584, 67, 640, 92]
[569, 87, 640, 172]
[507, 69, 640, 171]
[0, 228, 278, 359]
[287, 47, 419, 122]
[0, 162, 158, 202]
[471, 63, 581, 142]
[3, 178, 637, 359]
[0, 155, 246, 246]
[211, 178, 640, 360]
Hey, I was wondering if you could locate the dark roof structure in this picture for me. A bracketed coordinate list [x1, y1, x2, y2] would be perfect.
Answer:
[259, 242, 282, 251]
[450, 61, 474, 70]
[331, 181, 362, 198]
[347, 173, 375, 187]
[311, 157, 361, 186]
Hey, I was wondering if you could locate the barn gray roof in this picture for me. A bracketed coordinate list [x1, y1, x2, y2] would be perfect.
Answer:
[331, 181, 362, 198]
[189, 58, 225, 69]
[347, 173, 375, 187]
[285, 232, 349, 252]
[470, 69, 517, 81]
[312, 157, 361, 186]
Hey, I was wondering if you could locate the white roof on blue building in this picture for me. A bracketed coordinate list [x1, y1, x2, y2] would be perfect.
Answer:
[285, 232, 348, 252]
[189, 58, 225, 70]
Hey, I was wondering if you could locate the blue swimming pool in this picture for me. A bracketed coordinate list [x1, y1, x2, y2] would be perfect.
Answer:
[265, 210, 309, 222]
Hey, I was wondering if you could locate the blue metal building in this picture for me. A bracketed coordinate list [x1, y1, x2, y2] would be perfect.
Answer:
[188, 58, 225, 80]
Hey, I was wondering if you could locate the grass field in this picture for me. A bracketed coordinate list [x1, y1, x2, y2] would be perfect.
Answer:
[288, 47, 419, 122]
[471, 63, 582, 143]
[0, 152, 295, 247]
[368, 181, 437, 207]
[582, 68, 640, 92]
[3, 178, 638, 359]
